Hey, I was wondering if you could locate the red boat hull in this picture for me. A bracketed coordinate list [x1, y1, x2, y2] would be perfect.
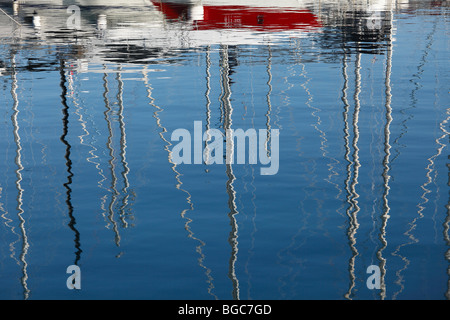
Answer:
[151, 1, 322, 31]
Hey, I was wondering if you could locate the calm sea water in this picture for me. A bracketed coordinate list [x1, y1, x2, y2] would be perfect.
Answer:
[0, 0, 448, 300]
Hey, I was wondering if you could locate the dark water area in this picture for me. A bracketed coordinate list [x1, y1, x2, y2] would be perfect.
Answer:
[0, 0, 449, 300]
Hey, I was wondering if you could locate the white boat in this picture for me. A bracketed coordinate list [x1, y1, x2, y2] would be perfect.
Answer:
[0, 0, 402, 70]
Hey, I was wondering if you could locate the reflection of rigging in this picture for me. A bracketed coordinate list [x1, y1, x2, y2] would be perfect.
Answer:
[264, 45, 272, 157]
[10, 52, 30, 300]
[391, 8, 439, 164]
[391, 11, 442, 300]
[59, 58, 82, 266]
[103, 68, 121, 247]
[340, 53, 352, 294]
[343, 51, 361, 300]
[143, 65, 217, 299]
[204, 46, 212, 168]
[341, 6, 395, 298]
[220, 45, 240, 300]
[68, 63, 111, 240]
[116, 68, 132, 229]
[377, 8, 394, 300]
[0, 53, 21, 275]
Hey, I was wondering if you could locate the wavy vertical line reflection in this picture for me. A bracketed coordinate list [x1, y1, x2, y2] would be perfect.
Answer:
[264, 45, 272, 158]
[377, 12, 394, 300]
[225, 157, 240, 300]
[202, 47, 218, 298]
[59, 59, 82, 266]
[220, 45, 240, 301]
[0, 185, 10, 239]
[276, 39, 341, 298]
[103, 69, 121, 248]
[142, 67, 217, 300]
[437, 113, 449, 300]
[391, 15, 441, 300]
[300, 47, 342, 219]
[367, 51, 384, 295]
[116, 68, 133, 229]
[276, 54, 307, 299]
[431, 73, 444, 244]
[299, 56, 341, 292]
[391, 15, 438, 165]
[70, 65, 110, 232]
[392, 110, 449, 300]
[0, 53, 10, 232]
[299, 41, 343, 213]
[343, 52, 361, 300]
[2, 54, 21, 269]
[10, 54, 30, 300]
[341, 51, 355, 300]
[0, 183, 6, 224]
[204, 46, 212, 167]
[1, 97, 20, 268]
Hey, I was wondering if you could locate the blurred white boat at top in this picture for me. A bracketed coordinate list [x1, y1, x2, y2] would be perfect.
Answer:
[0, 0, 326, 47]
[0, 0, 411, 69]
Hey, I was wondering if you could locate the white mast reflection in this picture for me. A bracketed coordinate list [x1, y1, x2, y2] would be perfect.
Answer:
[116, 67, 131, 229]
[220, 45, 240, 300]
[204, 46, 212, 167]
[103, 67, 122, 248]
[377, 4, 394, 300]
[69, 64, 110, 233]
[343, 50, 361, 300]
[11, 53, 30, 299]
[342, 60, 355, 299]
[264, 45, 272, 157]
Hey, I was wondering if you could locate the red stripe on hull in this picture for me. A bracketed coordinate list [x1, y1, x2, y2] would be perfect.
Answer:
[151, 1, 322, 31]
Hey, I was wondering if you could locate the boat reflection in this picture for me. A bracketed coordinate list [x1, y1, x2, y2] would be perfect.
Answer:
[0, 0, 406, 61]
[151, 0, 322, 31]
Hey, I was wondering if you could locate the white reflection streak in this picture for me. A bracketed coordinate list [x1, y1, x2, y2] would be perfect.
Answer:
[143, 66, 217, 300]
[378, 19, 393, 299]
[116, 68, 131, 228]
[11, 54, 30, 300]
[344, 52, 361, 300]
[204, 46, 212, 166]
[0, 160, 20, 266]
[341, 52, 354, 298]
[0, 187, 9, 235]
[103, 68, 121, 247]
[70, 64, 108, 198]
[220, 46, 240, 300]
[341, 52, 355, 300]
[264, 45, 272, 157]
